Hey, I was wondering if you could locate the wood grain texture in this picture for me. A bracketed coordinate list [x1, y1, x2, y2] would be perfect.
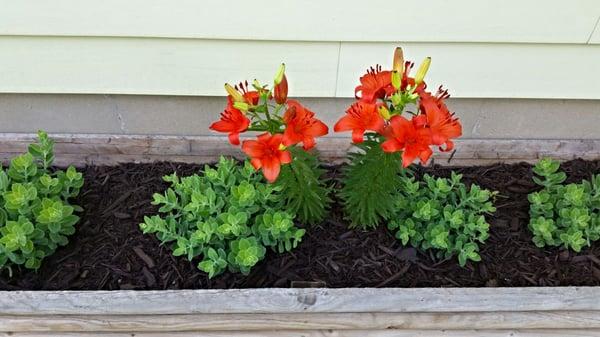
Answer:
[1, 0, 599, 44]
[1, 311, 600, 332]
[0, 330, 599, 337]
[2, 288, 600, 315]
[0, 133, 599, 167]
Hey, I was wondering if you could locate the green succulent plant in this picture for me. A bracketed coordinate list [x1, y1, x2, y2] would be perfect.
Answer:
[0, 131, 83, 274]
[388, 172, 496, 266]
[140, 157, 305, 278]
[528, 158, 600, 252]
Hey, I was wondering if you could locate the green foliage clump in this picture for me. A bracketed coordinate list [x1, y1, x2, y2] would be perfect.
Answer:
[387, 172, 496, 266]
[275, 147, 331, 225]
[0, 131, 83, 273]
[339, 139, 403, 229]
[140, 157, 305, 278]
[528, 158, 600, 252]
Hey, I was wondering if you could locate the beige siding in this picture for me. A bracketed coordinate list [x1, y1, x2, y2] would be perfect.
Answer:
[0, 1, 599, 98]
[589, 22, 600, 43]
[1, 37, 600, 98]
[336, 43, 600, 99]
[0, 36, 339, 97]
[1, 0, 599, 44]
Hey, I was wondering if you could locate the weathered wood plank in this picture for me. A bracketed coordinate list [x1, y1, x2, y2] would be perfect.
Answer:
[0, 133, 598, 167]
[0, 154, 559, 168]
[2, 288, 600, 315]
[1, 311, 600, 332]
[1, 329, 599, 336]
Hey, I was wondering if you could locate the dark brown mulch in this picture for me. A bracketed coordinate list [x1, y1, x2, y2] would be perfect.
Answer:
[2, 159, 600, 290]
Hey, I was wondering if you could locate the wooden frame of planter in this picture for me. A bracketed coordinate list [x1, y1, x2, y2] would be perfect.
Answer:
[2, 287, 600, 336]
[1, 133, 600, 337]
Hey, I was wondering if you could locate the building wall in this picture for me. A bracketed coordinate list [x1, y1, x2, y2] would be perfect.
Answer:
[1, 94, 599, 139]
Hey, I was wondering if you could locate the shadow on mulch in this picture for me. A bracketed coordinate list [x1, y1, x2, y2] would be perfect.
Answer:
[2, 159, 600, 290]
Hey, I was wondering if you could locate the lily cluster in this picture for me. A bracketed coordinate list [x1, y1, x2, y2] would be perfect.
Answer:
[210, 65, 328, 182]
[334, 48, 462, 167]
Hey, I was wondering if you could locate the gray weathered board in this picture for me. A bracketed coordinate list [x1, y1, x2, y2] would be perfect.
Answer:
[0, 133, 598, 167]
[1, 288, 600, 336]
[1, 133, 600, 336]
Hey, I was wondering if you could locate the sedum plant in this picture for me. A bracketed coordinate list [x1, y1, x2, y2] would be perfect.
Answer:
[0, 131, 83, 274]
[528, 158, 600, 252]
[334, 47, 463, 229]
[388, 172, 496, 266]
[139, 157, 305, 278]
[209, 64, 331, 224]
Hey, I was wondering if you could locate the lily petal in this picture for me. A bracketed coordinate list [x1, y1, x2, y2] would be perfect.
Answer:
[227, 132, 241, 146]
[351, 129, 365, 143]
[381, 139, 403, 153]
[261, 157, 281, 183]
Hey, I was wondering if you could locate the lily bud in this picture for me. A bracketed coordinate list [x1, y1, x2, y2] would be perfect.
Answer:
[414, 57, 431, 85]
[233, 101, 249, 112]
[224, 83, 245, 102]
[274, 63, 286, 85]
[252, 79, 262, 91]
[274, 73, 288, 104]
[378, 105, 391, 120]
[393, 47, 404, 73]
[391, 71, 401, 90]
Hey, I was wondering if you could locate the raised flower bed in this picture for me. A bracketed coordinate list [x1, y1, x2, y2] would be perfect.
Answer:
[0, 134, 599, 336]
[2, 48, 600, 336]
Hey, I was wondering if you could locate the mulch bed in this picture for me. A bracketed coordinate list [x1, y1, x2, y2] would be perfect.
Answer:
[2, 159, 600, 290]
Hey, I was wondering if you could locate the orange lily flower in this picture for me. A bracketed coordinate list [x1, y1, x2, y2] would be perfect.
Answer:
[355, 65, 395, 103]
[231, 81, 260, 105]
[419, 88, 462, 151]
[243, 91, 259, 105]
[282, 100, 328, 150]
[242, 133, 292, 183]
[209, 98, 251, 145]
[381, 115, 433, 167]
[334, 101, 385, 143]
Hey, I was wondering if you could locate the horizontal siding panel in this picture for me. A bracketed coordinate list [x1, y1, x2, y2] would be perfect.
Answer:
[337, 43, 600, 99]
[589, 22, 600, 44]
[1, 0, 599, 44]
[2, 37, 600, 98]
[0, 36, 339, 97]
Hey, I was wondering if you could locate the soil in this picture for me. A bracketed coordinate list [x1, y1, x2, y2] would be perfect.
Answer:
[2, 159, 600, 290]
